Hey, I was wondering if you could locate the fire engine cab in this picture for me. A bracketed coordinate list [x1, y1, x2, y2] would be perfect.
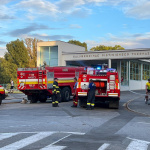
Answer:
[0, 85, 5, 105]
[77, 67, 120, 109]
[17, 66, 85, 103]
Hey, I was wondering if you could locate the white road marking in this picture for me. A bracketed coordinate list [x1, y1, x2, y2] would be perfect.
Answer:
[122, 103, 126, 106]
[98, 143, 110, 150]
[40, 134, 71, 150]
[0, 133, 19, 141]
[126, 137, 150, 150]
[60, 131, 85, 135]
[41, 145, 66, 150]
[0, 131, 85, 150]
[0, 132, 54, 150]
[0, 131, 85, 134]
[137, 122, 150, 125]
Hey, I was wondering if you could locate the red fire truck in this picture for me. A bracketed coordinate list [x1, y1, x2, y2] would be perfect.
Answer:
[0, 85, 5, 105]
[17, 66, 85, 103]
[76, 67, 120, 109]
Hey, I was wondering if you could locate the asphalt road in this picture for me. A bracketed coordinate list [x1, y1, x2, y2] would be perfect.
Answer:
[0, 91, 150, 150]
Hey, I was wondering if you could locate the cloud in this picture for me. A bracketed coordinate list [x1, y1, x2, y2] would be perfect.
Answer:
[14, 0, 91, 19]
[85, 0, 150, 19]
[70, 7, 92, 18]
[56, 0, 91, 18]
[101, 0, 150, 20]
[0, 0, 11, 5]
[0, 5, 15, 20]
[15, 0, 60, 18]
[69, 24, 82, 29]
[86, 0, 106, 2]
[0, 47, 6, 57]
[125, 1, 150, 19]
[57, 0, 85, 11]
[86, 32, 150, 50]
[31, 33, 74, 40]
[0, 41, 7, 45]
[16, 32, 74, 41]
[8, 24, 60, 37]
[1, 0, 149, 21]
[0, 14, 15, 20]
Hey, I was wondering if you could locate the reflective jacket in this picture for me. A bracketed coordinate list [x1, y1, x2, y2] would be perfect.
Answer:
[52, 81, 60, 94]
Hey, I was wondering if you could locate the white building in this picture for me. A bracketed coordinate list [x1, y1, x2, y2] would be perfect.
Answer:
[37, 41, 150, 91]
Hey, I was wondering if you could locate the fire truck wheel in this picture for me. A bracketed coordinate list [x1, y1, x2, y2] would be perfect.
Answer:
[39, 99, 47, 103]
[109, 99, 119, 109]
[61, 87, 70, 102]
[27, 95, 32, 100]
[79, 98, 87, 108]
[39, 95, 47, 103]
[31, 96, 38, 103]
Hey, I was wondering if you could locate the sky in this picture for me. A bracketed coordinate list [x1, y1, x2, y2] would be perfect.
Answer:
[1, 0, 150, 57]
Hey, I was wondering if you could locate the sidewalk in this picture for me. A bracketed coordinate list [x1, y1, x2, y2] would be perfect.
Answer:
[124, 90, 150, 116]
[2, 93, 27, 104]
[5, 93, 27, 100]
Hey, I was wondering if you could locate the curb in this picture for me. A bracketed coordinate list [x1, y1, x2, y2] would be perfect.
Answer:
[126, 96, 150, 117]
[4, 98, 26, 100]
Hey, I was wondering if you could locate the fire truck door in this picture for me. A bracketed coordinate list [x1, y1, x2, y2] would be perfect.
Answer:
[47, 72, 54, 89]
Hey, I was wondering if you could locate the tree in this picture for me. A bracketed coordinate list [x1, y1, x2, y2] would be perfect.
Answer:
[68, 40, 87, 51]
[90, 45, 124, 51]
[0, 39, 29, 84]
[24, 38, 42, 67]
[0, 58, 11, 84]
[5, 39, 29, 68]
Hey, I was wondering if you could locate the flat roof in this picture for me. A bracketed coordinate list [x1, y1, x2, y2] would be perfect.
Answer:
[37, 40, 85, 49]
[62, 48, 150, 54]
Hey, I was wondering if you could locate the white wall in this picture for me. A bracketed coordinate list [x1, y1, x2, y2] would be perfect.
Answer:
[121, 80, 147, 91]
[37, 41, 85, 67]
[57, 41, 85, 66]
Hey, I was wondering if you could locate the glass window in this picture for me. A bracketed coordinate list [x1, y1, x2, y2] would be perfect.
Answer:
[121, 61, 129, 85]
[143, 64, 150, 80]
[40, 46, 58, 67]
[130, 61, 141, 80]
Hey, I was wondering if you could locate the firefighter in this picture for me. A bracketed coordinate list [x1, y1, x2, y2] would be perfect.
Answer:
[71, 77, 78, 107]
[86, 79, 96, 110]
[52, 78, 60, 107]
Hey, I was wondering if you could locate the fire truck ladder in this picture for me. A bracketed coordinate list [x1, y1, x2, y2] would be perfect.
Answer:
[38, 71, 43, 88]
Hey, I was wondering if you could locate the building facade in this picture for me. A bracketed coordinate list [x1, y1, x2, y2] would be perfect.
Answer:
[37, 41, 150, 91]
[37, 41, 85, 67]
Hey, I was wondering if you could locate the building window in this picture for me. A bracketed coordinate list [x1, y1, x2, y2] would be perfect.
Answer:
[40, 46, 58, 67]
[143, 64, 150, 80]
[121, 61, 129, 85]
[130, 61, 141, 80]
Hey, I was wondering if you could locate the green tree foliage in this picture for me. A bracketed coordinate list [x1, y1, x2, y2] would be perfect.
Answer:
[90, 45, 124, 51]
[24, 38, 42, 67]
[68, 40, 87, 51]
[0, 58, 11, 84]
[0, 39, 29, 84]
[5, 39, 29, 67]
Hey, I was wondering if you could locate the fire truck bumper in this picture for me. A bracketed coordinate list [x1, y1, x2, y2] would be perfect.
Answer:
[78, 92, 87, 96]
[108, 93, 118, 97]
